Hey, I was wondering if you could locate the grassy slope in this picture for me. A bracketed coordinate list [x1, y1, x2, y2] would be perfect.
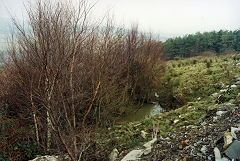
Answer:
[99, 54, 240, 153]
[167, 55, 237, 101]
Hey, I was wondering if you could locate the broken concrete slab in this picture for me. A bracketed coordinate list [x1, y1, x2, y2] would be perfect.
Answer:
[225, 140, 240, 159]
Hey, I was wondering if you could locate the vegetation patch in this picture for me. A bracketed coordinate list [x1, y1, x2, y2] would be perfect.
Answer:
[102, 54, 240, 154]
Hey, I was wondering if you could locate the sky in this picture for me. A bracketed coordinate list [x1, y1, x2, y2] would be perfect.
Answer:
[0, 0, 240, 49]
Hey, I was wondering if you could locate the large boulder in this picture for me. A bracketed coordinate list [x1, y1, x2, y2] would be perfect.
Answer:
[121, 149, 143, 161]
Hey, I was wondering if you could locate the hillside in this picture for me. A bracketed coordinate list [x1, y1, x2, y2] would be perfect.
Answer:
[102, 54, 240, 160]
[4, 52, 240, 160]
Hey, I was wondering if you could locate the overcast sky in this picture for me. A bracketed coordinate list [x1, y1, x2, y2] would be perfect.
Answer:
[0, 0, 240, 48]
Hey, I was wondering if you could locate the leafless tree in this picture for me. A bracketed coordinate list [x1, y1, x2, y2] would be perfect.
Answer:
[6, 0, 101, 160]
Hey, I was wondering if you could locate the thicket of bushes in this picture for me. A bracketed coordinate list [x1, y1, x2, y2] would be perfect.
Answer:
[0, 0, 165, 160]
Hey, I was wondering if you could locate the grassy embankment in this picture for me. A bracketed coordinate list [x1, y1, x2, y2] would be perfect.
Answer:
[100, 54, 240, 153]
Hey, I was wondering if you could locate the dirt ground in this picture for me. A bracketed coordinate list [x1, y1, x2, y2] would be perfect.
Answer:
[140, 103, 240, 161]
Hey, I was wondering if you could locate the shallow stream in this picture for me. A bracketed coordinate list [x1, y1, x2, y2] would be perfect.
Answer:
[117, 103, 165, 123]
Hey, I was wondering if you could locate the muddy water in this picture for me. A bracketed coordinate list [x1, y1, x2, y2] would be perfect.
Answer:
[117, 104, 165, 123]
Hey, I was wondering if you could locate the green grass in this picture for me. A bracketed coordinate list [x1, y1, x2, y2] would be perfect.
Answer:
[166, 55, 239, 102]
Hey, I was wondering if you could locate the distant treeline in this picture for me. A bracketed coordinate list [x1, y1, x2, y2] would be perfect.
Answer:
[163, 30, 240, 59]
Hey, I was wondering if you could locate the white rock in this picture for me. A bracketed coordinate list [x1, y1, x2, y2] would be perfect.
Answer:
[174, 119, 179, 124]
[121, 149, 143, 161]
[201, 145, 207, 154]
[218, 158, 229, 161]
[30, 155, 59, 161]
[216, 111, 228, 116]
[225, 103, 234, 107]
[212, 93, 219, 97]
[201, 121, 207, 126]
[143, 147, 152, 155]
[214, 147, 221, 160]
[143, 138, 157, 149]
[141, 130, 148, 139]
[231, 127, 240, 140]
[213, 116, 218, 122]
[109, 148, 119, 161]
[231, 84, 237, 88]
[224, 132, 233, 148]
[188, 106, 192, 109]
[220, 89, 227, 93]
[187, 125, 197, 129]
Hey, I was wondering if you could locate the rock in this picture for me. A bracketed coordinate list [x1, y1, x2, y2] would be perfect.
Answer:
[208, 156, 211, 160]
[201, 121, 207, 126]
[141, 130, 148, 139]
[217, 106, 227, 111]
[143, 147, 152, 155]
[196, 153, 203, 158]
[223, 132, 233, 148]
[214, 147, 228, 161]
[216, 111, 227, 116]
[214, 147, 221, 160]
[200, 145, 207, 155]
[109, 148, 119, 161]
[123, 138, 157, 159]
[121, 149, 143, 161]
[143, 137, 157, 148]
[231, 84, 237, 88]
[194, 140, 203, 147]
[224, 140, 240, 159]
[231, 127, 240, 139]
[220, 89, 227, 93]
[173, 119, 179, 124]
[30, 155, 59, 161]
[213, 116, 218, 122]
[212, 93, 219, 97]
[186, 125, 197, 129]
[236, 77, 240, 81]
[197, 97, 201, 100]
[236, 81, 240, 85]
[188, 106, 192, 109]
[225, 103, 235, 107]
[190, 148, 196, 157]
